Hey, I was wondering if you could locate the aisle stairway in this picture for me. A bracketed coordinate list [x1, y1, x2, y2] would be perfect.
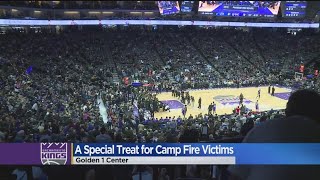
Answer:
[219, 33, 267, 76]
[151, 34, 167, 65]
[103, 33, 120, 84]
[97, 94, 108, 124]
[252, 32, 269, 74]
[185, 34, 223, 78]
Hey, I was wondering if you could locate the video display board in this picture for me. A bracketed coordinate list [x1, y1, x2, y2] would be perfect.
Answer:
[181, 1, 194, 13]
[158, 1, 180, 15]
[198, 1, 281, 17]
[282, 1, 307, 18]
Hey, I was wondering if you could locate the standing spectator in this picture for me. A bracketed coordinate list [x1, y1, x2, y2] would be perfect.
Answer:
[95, 127, 112, 143]
[236, 106, 240, 115]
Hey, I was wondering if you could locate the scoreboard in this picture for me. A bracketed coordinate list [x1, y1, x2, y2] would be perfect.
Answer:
[198, 1, 281, 17]
[181, 1, 194, 13]
[282, 1, 307, 18]
[157, 1, 180, 15]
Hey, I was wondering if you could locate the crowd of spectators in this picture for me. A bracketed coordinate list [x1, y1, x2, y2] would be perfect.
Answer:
[0, 26, 320, 179]
[0, 26, 317, 141]
[0, 1, 159, 10]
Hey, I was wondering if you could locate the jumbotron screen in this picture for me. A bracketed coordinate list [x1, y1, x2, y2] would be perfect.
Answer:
[198, 1, 281, 17]
[282, 1, 307, 18]
[158, 1, 180, 15]
[181, 1, 194, 13]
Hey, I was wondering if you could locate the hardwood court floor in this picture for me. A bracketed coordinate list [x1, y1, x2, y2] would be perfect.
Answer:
[154, 86, 291, 119]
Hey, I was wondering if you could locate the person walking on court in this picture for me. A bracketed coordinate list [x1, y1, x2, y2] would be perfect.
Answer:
[208, 103, 213, 114]
[272, 86, 275, 96]
[213, 102, 217, 114]
[255, 100, 259, 112]
[239, 93, 244, 105]
[187, 94, 191, 105]
[257, 88, 261, 99]
[191, 96, 194, 107]
[268, 85, 271, 94]
[182, 105, 187, 119]
[198, 97, 202, 109]
[171, 86, 175, 97]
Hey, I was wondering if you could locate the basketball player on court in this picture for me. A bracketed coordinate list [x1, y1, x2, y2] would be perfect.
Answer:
[255, 100, 259, 112]
[257, 88, 261, 99]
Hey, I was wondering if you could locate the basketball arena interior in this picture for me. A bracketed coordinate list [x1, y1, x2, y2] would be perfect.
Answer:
[1, 1, 320, 180]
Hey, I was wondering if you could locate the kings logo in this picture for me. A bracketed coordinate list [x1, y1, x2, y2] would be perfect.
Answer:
[41, 143, 68, 165]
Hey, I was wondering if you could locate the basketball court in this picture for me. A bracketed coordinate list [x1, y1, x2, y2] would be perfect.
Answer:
[154, 86, 292, 118]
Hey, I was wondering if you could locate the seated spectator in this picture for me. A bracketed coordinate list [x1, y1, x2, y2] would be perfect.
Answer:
[228, 90, 320, 180]
[285, 89, 320, 122]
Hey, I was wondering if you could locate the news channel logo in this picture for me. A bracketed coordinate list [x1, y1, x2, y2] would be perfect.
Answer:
[40, 143, 68, 165]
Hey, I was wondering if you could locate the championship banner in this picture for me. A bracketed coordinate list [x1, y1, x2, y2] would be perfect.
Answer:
[1, 143, 320, 165]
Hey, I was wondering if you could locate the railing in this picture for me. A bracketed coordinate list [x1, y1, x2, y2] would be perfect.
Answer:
[0, 19, 318, 28]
